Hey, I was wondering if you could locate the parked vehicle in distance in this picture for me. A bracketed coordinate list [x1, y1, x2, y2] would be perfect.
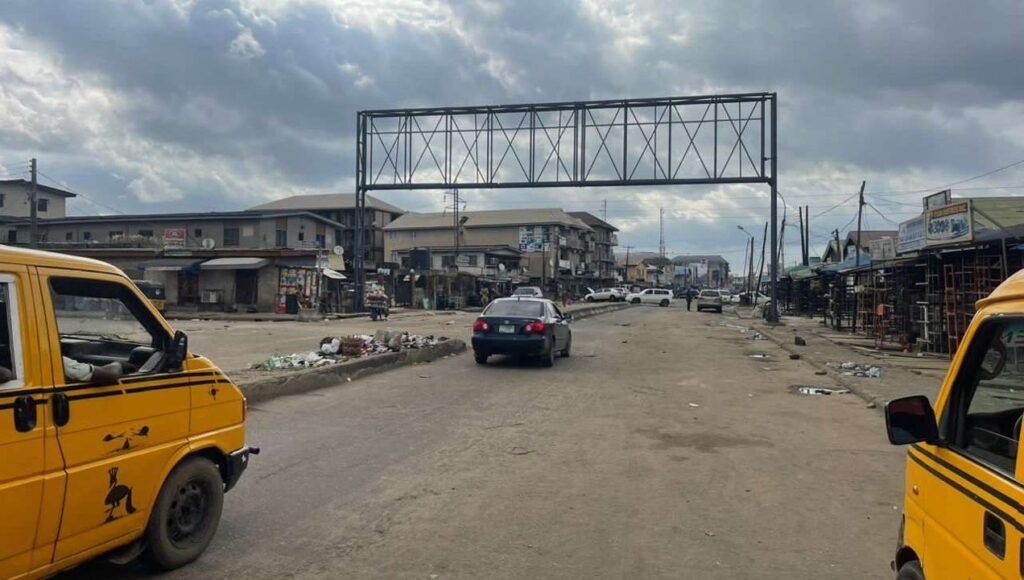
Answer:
[729, 291, 770, 305]
[0, 246, 257, 579]
[471, 297, 572, 367]
[584, 287, 625, 302]
[884, 270, 1024, 579]
[132, 279, 166, 313]
[512, 286, 544, 298]
[625, 288, 673, 307]
[696, 289, 725, 313]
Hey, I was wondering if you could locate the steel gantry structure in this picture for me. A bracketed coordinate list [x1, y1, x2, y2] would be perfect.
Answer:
[353, 92, 779, 320]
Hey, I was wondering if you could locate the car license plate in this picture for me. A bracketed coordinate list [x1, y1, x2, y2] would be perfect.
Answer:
[498, 324, 515, 334]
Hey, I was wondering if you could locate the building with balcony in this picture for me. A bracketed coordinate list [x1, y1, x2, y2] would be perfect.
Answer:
[671, 255, 731, 288]
[246, 193, 405, 271]
[8, 210, 348, 313]
[383, 208, 595, 294]
[568, 212, 619, 285]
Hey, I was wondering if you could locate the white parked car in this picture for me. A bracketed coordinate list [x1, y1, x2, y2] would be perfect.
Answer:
[584, 287, 625, 302]
[625, 288, 673, 307]
[696, 289, 725, 313]
[729, 291, 770, 305]
[512, 286, 544, 298]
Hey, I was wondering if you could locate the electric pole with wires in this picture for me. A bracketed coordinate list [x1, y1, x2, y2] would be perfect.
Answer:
[29, 158, 38, 249]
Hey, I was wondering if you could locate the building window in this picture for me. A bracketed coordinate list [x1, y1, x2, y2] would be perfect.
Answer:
[275, 229, 287, 247]
[65, 232, 73, 241]
[224, 228, 240, 247]
[194, 228, 202, 238]
[315, 234, 326, 248]
[297, 232, 305, 242]
[138, 229, 153, 238]
[109, 230, 123, 240]
[7, 231, 16, 243]
[400, 256, 410, 268]
[83, 231, 92, 241]
[37, 198, 48, 212]
[0, 193, 5, 207]
[467, 255, 479, 266]
[441, 255, 455, 268]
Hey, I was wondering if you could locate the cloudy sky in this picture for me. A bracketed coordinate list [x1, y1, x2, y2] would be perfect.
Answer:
[1, 0, 1023, 269]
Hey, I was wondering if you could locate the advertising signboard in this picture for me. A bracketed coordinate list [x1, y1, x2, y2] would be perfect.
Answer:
[518, 225, 551, 252]
[162, 228, 186, 249]
[923, 189, 952, 211]
[925, 201, 972, 247]
[868, 238, 897, 261]
[897, 216, 926, 254]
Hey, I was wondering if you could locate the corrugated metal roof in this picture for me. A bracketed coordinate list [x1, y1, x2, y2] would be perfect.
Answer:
[384, 208, 592, 231]
[247, 193, 405, 214]
[200, 257, 270, 270]
[567, 211, 619, 232]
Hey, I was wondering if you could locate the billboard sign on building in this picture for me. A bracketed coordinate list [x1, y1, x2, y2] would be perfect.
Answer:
[923, 189, 952, 211]
[897, 216, 926, 254]
[926, 201, 972, 247]
[518, 225, 551, 252]
[868, 238, 897, 261]
[162, 228, 187, 249]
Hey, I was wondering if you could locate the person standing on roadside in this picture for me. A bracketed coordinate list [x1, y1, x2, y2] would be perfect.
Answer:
[685, 288, 694, 311]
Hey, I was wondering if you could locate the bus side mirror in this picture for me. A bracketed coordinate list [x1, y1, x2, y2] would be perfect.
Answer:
[885, 395, 939, 445]
[166, 330, 188, 372]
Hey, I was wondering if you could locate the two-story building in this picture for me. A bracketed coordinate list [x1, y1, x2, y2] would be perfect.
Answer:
[671, 254, 731, 288]
[383, 208, 596, 295]
[568, 212, 619, 286]
[246, 193, 405, 271]
[9, 210, 348, 313]
[0, 179, 77, 242]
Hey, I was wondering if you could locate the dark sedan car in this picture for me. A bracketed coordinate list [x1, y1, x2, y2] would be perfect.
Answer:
[471, 297, 572, 367]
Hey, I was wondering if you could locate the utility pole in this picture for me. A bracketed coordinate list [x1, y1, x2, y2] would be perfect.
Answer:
[29, 158, 38, 249]
[658, 207, 666, 258]
[804, 206, 810, 266]
[854, 180, 866, 269]
[444, 189, 464, 266]
[798, 207, 806, 266]
[601, 199, 608, 221]
[748, 236, 754, 297]
[755, 222, 768, 300]
[622, 245, 634, 285]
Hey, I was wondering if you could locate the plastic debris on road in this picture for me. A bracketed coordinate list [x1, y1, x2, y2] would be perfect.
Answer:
[826, 361, 882, 378]
[252, 331, 445, 371]
[791, 385, 851, 396]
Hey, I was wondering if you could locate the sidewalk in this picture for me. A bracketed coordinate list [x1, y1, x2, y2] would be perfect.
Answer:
[733, 308, 950, 407]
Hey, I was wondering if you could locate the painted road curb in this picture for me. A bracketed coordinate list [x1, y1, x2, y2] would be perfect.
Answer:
[238, 338, 467, 404]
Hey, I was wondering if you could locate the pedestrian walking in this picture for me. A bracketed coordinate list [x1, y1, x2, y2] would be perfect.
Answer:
[685, 288, 693, 311]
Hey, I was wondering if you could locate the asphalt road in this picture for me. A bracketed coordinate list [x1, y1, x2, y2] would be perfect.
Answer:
[64, 305, 905, 579]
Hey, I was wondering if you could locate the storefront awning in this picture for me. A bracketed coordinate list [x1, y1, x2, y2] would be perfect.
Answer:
[138, 258, 204, 272]
[321, 267, 347, 280]
[200, 257, 270, 270]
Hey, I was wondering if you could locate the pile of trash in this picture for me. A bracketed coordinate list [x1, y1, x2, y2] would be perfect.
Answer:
[252, 330, 444, 371]
[826, 361, 882, 378]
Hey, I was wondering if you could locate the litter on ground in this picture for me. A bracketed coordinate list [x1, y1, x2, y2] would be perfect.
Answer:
[826, 361, 882, 378]
[791, 385, 851, 396]
[252, 331, 445, 370]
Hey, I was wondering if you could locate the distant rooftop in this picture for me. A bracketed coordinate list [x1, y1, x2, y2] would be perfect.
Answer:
[385, 208, 592, 231]
[247, 193, 405, 214]
[567, 211, 619, 232]
[0, 179, 77, 198]
[22, 210, 345, 229]
[671, 254, 729, 265]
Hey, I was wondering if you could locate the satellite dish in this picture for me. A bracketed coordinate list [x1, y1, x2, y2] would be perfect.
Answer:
[498, 263, 506, 272]
[202, 238, 216, 250]
[333, 245, 345, 256]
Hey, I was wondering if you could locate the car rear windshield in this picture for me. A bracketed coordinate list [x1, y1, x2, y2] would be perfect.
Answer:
[485, 301, 545, 317]
[701, 291, 720, 297]
[513, 288, 539, 295]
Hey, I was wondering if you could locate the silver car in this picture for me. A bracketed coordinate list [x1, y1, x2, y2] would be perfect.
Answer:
[696, 289, 724, 313]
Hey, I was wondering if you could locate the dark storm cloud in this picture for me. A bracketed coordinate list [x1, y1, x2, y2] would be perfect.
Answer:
[0, 0, 1022, 266]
